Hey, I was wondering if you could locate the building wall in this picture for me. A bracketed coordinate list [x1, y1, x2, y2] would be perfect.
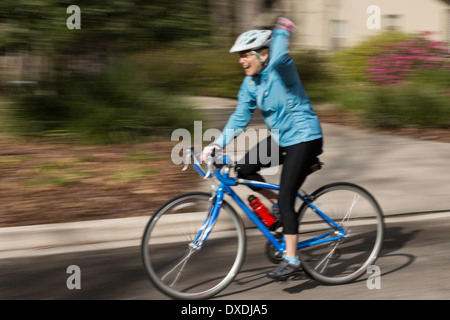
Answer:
[298, 0, 450, 50]
[236, 0, 450, 50]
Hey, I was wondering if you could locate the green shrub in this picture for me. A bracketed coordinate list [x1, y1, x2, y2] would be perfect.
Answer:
[410, 68, 450, 88]
[6, 61, 202, 144]
[292, 50, 334, 83]
[131, 48, 243, 99]
[291, 50, 336, 102]
[333, 84, 450, 129]
[131, 48, 332, 99]
[367, 85, 450, 129]
[326, 84, 374, 112]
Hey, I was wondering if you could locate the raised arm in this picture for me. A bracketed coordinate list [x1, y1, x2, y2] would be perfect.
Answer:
[212, 79, 256, 148]
[268, 18, 299, 89]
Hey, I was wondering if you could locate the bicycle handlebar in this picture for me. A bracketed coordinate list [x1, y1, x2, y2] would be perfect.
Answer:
[181, 147, 235, 184]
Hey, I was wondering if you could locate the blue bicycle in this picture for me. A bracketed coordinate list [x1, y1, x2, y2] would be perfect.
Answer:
[141, 147, 384, 300]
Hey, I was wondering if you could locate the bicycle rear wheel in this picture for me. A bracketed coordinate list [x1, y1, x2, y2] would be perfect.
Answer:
[298, 182, 384, 285]
[141, 192, 246, 300]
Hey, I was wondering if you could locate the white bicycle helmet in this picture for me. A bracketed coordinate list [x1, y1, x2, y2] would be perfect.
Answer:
[229, 30, 272, 53]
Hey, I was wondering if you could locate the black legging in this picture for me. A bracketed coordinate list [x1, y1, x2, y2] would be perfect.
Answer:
[236, 137, 323, 234]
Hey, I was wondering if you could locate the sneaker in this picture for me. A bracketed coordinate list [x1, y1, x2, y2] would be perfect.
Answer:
[267, 259, 303, 280]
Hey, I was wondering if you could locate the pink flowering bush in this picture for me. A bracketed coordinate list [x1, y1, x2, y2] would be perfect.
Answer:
[367, 33, 449, 84]
[330, 32, 450, 129]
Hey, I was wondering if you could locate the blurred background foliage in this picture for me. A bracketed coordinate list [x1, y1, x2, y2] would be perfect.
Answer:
[0, 0, 211, 143]
[5, 61, 201, 144]
[329, 32, 450, 129]
[0, 1, 449, 144]
[0, 0, 212, 53]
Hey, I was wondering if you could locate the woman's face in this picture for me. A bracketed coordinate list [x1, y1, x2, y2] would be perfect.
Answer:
[238, 51, 269, 76]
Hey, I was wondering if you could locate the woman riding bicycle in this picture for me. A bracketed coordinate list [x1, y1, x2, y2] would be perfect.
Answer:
[202, 17, 324, 280]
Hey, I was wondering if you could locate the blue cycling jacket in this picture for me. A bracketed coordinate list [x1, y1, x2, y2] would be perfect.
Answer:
[213, 28, 322, 148]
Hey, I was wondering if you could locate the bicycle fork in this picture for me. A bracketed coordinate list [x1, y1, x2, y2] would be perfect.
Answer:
[189, 186, 225, 250]
[161, 191, 224, 287]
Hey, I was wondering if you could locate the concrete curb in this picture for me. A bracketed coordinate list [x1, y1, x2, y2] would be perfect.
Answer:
[0, 216, 149, 259]
[2, 209, 450, 259]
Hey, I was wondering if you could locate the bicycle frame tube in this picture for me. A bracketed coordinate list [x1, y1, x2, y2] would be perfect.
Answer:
[228, 185, 285, 253]
[238, 179, 346, 251]
[189, 156, 346, 253]
[298, 194, 346, 234]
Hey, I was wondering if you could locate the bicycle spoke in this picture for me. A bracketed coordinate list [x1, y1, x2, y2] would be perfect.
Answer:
[339, 194, 360, 230]
[161, 248, 196, 287]
[314, 242, 339, 273]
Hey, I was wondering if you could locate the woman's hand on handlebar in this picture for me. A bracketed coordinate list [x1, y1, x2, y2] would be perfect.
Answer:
[201, 144, 221, 163]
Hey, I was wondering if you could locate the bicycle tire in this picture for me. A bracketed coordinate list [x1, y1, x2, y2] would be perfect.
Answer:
[298, 182, 384, 285]
[141, 192, 246, 300]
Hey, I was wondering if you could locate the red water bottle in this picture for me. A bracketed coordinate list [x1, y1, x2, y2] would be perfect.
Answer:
[248, 195, 277, 228]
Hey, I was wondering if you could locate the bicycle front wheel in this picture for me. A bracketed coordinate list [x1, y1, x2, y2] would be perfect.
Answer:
[141, 192, 246, 300]
[298, 182, 384, 285]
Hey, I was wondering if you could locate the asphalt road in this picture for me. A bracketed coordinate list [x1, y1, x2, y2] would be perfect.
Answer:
[1, 212, 449, 301]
